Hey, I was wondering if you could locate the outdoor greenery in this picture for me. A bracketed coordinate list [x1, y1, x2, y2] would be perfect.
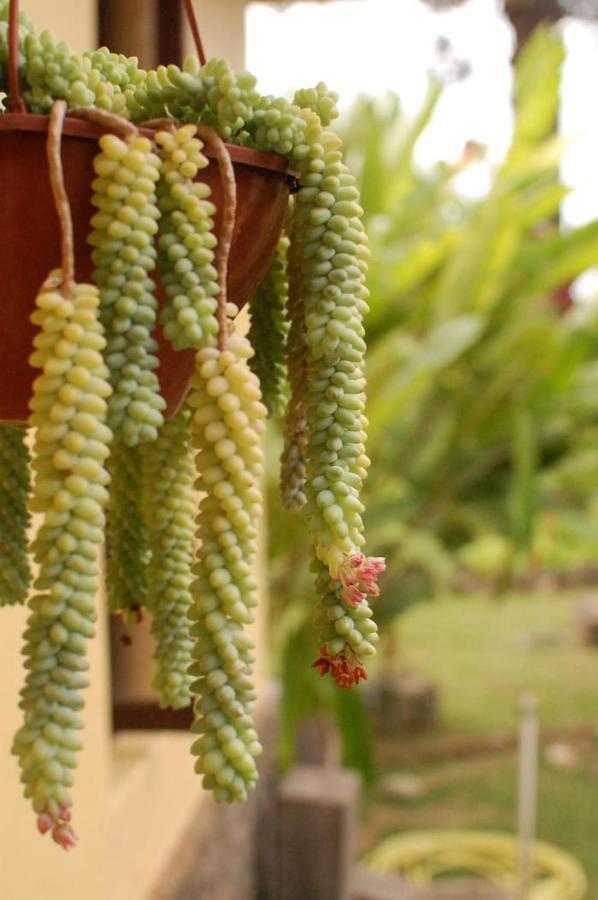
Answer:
[366, 589, 598, 895]
[268, 25, 598, 770]
[398, 589, 598, 735]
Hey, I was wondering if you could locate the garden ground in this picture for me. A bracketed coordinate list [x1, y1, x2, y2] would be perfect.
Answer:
[360, 590, 598, 897]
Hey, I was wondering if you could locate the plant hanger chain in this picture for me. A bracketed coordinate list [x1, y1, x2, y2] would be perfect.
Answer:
[8, 0, 25, 112]
[184, 0, 207, 67]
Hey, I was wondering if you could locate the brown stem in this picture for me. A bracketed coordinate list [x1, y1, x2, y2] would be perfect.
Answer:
[8, 0, 26, 113]
[195, 125, 236, 352]
[183, 0, 207, 67]
[68, 106, 138, 140]
[46, 101, 75, 298]
[140, 117, 177, 131]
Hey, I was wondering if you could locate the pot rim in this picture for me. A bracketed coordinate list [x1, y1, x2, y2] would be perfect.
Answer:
[0, 111, 295, 178]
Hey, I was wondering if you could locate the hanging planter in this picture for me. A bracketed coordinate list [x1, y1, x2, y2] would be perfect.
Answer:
[0, 0, 384, 851]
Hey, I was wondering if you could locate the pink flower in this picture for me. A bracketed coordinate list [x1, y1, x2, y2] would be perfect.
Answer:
[312, 648, 331, 678]
[37, 812, 53, 835]
[335, 553, 386, 604]
[58, 804, 71, 823]
[38, 804, 78, 849]
[340, 584, 364, 606]
[311, 646, 368, 689]
[52, 823, 79, 851]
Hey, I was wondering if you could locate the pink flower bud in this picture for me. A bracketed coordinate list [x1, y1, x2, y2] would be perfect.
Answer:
[340, 585, 364, 606]
[37, 812, 53, 835]
[58, 804, 71, 823]
[52, 823, 79, 851]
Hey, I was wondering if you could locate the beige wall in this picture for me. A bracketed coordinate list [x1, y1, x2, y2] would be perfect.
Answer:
[0, 565, 112, 900]
[183, 0, 247, 70]
[22, 0, 97, 53]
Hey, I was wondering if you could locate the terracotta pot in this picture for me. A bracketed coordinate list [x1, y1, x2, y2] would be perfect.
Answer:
[0, 113, 293, 422]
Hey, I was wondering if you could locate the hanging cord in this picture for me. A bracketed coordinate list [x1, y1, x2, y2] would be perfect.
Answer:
[46, 101, 75, 297]
[183, 0, 207, 67]
[68, 106, 138, 140]
[8, 0, 26, 113]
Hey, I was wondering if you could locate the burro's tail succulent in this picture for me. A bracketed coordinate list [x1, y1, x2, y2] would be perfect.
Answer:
[187, 336, 266, 803]
[0, 3, 386, 847]
[12, 271, 112, 849]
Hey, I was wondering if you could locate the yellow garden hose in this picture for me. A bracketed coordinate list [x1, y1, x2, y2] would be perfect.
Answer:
[364, 831, 587, 900]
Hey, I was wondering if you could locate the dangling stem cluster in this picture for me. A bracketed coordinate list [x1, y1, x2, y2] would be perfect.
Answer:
[181, 126, 266, 801]
[271, 111, 384, 686]
[280, 227, 309, 513]
[155, 124, 220, 350]
[1, 7, 385, 844]
[89, 131, 165, 446]
[187, 337, 266, 801]
[248, 235, 290, 418]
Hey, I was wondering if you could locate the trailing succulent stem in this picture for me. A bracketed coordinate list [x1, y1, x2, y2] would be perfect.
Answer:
[13, 271, 112, 849]
[187, 337, 266, 802]
[248, 235, 290, 418]
[142, 406, 195, 709]
[0, 424, 31, 606]
[106, 440, 149, 618]
[155, 125, 220, 350]
[280, 226, 309, 513]
[89, 132, 165, 446]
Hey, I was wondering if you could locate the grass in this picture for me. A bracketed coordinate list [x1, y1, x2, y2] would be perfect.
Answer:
[363, 590, 598, 897]
[396, 589, 598, 734]
[364, 751, 598, 895]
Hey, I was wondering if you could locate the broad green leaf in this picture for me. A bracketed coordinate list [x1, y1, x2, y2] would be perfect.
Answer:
[509, 221, 598, 302]
[367, 316, 485, 441]
[506, 26, 564, 168]
[432, 191, 521, 322]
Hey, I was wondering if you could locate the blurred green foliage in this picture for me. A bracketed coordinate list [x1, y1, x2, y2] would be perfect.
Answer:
[268, 27, 598, 765]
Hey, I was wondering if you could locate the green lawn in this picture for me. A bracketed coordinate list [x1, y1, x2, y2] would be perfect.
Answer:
[397, 590, 598, 734]
[364, 591, 598, 897]
[365, 751, 598, 896]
